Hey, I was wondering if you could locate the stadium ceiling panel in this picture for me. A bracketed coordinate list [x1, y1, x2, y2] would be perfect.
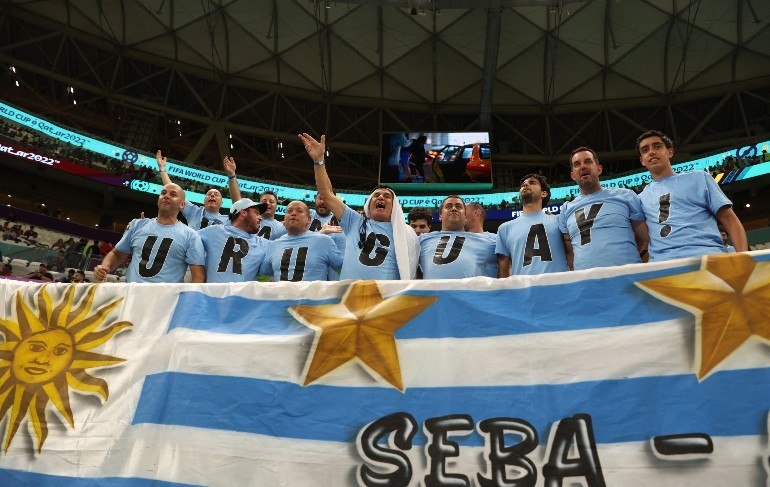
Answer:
[1, 0, 768, 188]
[5, 0, 767, 107]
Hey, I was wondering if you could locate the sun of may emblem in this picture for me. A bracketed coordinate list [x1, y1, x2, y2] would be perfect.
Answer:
[0, 285, 132, 452]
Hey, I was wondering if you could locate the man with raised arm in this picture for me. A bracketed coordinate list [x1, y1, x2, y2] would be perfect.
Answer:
[636, 130, 747, 261]
[559, 146, 649, 270]
[256, 190, 287, 241]
[198, 198, 270, 283]
[94, 183, 205, 283]
[496, 174, 570, 277]
[299, 132, 419, 280]
[156, 150, 243, 230]
[419, 196, 496, 279]
[260, 200, 343, 282]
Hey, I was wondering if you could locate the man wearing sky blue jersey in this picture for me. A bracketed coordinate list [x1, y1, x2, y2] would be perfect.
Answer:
[309, 192, 345, 253]
[198, 198, 270, 283]
[465, 202, 499, 278]
[299, 132, 419, 280]
[636, 130, 747, 261]
[261, 201, 343, 282]
[256, 190, 287, 241]
[94, 183, 205, 283]
[496, 174, 570, 277]
[156, 151, 243, 231]
[559, 147, 649, 270]
[419, 196, 496, 279]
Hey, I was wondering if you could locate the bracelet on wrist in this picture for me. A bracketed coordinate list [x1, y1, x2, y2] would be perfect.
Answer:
[228, 174, 236, 180]
[313, 160, 325, 166]
[159, 170, 166, 173]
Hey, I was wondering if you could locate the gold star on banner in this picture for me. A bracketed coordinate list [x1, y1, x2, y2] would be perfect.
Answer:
[288, 281, 437, 391]
[636, 253, 770, 380]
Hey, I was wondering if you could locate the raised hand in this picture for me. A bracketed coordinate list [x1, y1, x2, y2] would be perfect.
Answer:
[299, 133, 326, 163]
[223, 156, 236, 177]
[155, 150, 167, 171]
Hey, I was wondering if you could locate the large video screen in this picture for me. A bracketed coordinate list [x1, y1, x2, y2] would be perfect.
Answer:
[379, 132, 492, 191]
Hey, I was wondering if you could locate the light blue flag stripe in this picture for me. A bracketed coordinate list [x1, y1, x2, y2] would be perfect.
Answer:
[133, 368, 770, 446]
[0, 470, 195, 487]
[168, 264, 703, 338]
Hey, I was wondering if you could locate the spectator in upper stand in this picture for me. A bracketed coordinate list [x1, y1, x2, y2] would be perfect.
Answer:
[51, 238, 67, 251]
[23, 225, 38, 240]
[46, 251, 68, 272]
[256, 190, 287, 241]
[27, 263, 53, 282]
[1, 263, 13, 277]
[98, 240, 114, 256]
[156, 150, 243, 230]
[65, 238, 86, 268]
[72, 270, 88, 283]
[58, 269, 76, 283]
[408, 207, 433, 236]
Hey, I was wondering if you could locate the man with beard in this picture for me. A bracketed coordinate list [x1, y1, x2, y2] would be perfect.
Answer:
[199, 198, 271, 282]
[496, 174, 570, 277]
[419, 196, 496, 279]
[256, 190, 287, 241]
[559, 147, 649, 270]
[299, 132, 419, 280]
[94, 183, 205, 283]
[260, 201, 343, 282]
[636, 130, 746, 261]
[156, 151, 243, 230]
[465, 202, 498, 278]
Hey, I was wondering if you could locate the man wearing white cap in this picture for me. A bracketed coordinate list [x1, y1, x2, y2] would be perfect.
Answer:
[198, 198, 271, 283]
[299, 133, 419, 280]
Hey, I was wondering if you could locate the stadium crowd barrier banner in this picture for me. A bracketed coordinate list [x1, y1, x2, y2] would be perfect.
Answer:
[0, 251, 769, 486]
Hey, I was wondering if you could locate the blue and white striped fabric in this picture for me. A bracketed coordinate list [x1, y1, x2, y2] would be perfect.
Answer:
[1, 251, 769, 486]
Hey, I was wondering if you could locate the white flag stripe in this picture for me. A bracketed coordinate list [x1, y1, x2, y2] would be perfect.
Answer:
[3, 423, 765, 486]
[156, 319, 770, 388]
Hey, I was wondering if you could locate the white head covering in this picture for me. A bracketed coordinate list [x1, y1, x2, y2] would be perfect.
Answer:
[362, 187, 419, 280]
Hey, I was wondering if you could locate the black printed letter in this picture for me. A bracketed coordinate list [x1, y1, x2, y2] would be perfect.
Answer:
[543, 414, 605, 487]
[217, 237, 249, 275]
[523, 224, 552, 267]
[357, 412, 417, 487]
[477, 418, 538, 487]
[433, 236, 466, 265]
[138, 236, 173, 278]
[424, 415, 474, 487]
[574, 204, 603, 245]
[359, 232, 391, 267]
[280, 247, 308, 281]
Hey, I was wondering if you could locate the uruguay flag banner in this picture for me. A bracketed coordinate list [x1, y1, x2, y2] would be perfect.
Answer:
[1, 251, 769, 486]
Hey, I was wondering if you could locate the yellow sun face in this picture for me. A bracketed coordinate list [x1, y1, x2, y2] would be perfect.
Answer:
[0, 284, 132, 453]
[12, 329, 74, 384]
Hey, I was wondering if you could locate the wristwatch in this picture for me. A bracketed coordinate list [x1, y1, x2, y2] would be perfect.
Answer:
[313, 160, 325, 166]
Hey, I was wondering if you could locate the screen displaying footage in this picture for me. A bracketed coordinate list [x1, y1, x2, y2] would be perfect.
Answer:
[379, 132, 492, 190]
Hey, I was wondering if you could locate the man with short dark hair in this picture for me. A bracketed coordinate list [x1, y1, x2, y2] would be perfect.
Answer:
[408, 207, 433, 236]
[58, 268, 76, 283]
[261, 201, 343, 281]
[27, 263, 53, 282]
[559, 146, 649, 270]
[718, 225, 736, 253]
[418, 196, 496, 279]
[636, 130, 747, 260]
[73, 270, 87, 283]
[199, 198, 270, 283]
[156, 151, 243, 230]
[94, 183, 206, 283]
[257, 190, 287, 241]
[465, 202, 499, 278]
[496, 174, 570, 277]
[1, 263, 13, 277]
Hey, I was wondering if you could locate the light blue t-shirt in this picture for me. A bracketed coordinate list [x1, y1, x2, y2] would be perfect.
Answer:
[340, 207, 400, 280]
[260, 232, 343, 282]
[496, 212, 569, 275]
[480, 231, 499, 277]
[116, 218, 205, 283]
[419, 231, 496, 279]
[308, 209, 346, 255]
[257, 218, 287, 241]
[181, 202, 228, 231]
[558, 188, 644, 270]
[198, 224, 270, 283]
[639, 171, 731, 261]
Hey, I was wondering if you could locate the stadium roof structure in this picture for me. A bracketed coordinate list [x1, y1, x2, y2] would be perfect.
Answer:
[1, 0, 769, 189]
